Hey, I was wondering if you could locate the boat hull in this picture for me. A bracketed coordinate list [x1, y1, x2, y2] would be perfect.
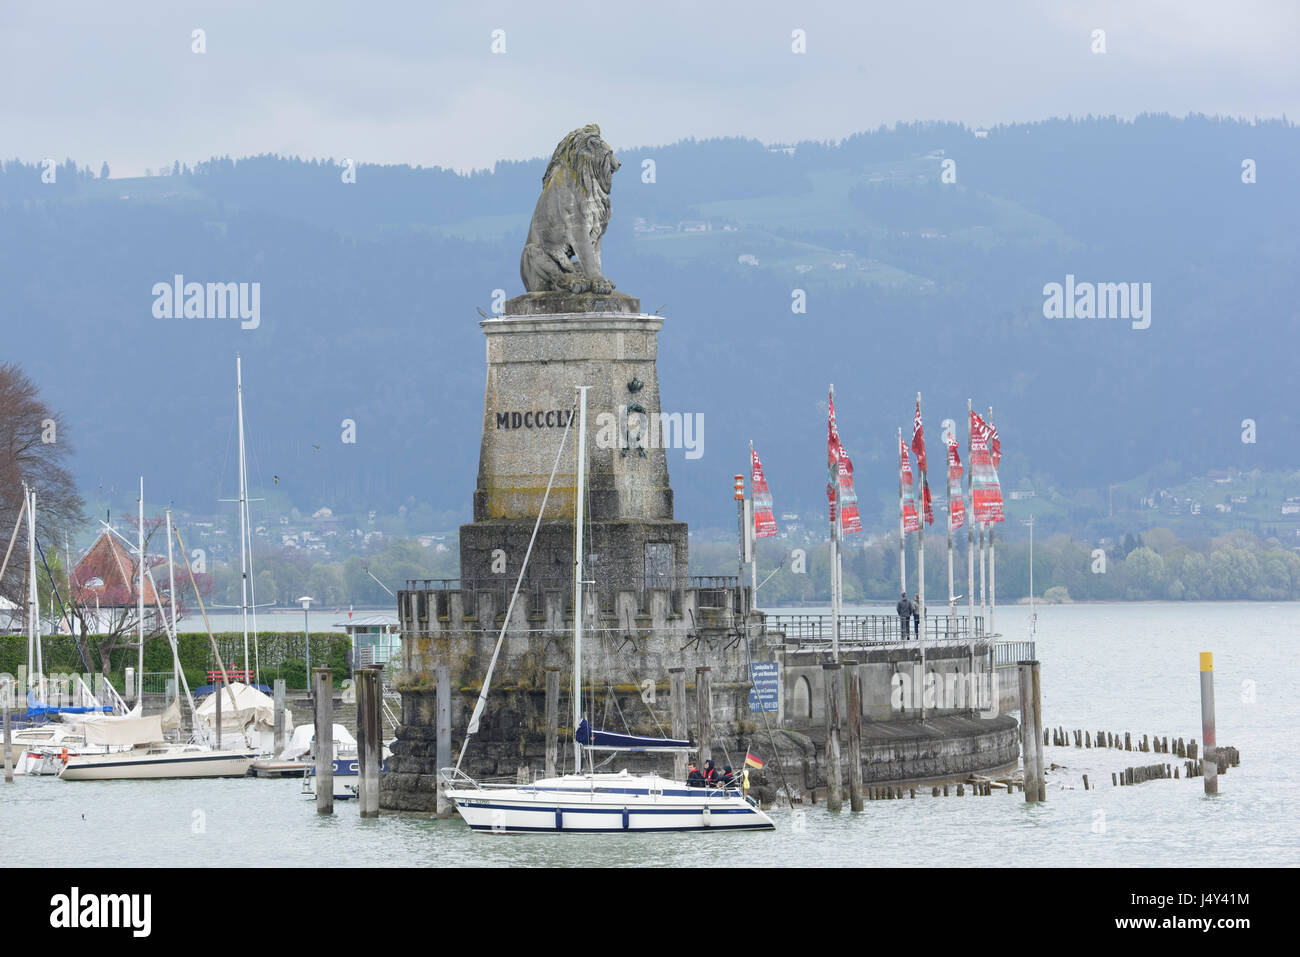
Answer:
[60, 749, 257, 780]
[446, 773, 775, 833]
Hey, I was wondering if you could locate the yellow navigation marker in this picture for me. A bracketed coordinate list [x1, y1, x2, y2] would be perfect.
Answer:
[1200, 652, 1213, 672]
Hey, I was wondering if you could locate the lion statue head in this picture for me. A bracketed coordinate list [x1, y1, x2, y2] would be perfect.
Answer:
[520, 123, 622, 295]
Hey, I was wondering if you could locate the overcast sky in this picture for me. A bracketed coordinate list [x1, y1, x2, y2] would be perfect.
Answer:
[2, 1, 1295, 176]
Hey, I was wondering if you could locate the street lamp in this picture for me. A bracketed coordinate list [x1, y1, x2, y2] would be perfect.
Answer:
[298, 595, 314, 686]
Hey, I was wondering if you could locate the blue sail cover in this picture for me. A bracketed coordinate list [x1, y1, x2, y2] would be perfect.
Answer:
[26, 691, 113, 718]
[575, 718, 692, 751]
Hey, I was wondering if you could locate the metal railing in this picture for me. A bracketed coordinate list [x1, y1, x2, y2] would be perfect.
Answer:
[765, 613, 985, 646]
[993, 640, 1036, 666]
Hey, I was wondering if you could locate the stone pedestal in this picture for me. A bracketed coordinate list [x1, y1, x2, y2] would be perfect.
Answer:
[460, 291, 688, 593]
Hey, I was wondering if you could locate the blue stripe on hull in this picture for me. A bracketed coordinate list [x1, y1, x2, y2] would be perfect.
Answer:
[460, 802, 757, 816]
[466, 823, 774, 833]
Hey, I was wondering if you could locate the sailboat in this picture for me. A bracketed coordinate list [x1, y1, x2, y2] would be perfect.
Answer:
[441, 387, 773, 833]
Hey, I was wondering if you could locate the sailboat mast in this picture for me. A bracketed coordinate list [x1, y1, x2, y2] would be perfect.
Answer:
[166, 509, 179, 689]
[572, 386, 589, 777]
[138, 477, 145, 694]
[28, 485, 42, 692]
[236, 355, 250, 682]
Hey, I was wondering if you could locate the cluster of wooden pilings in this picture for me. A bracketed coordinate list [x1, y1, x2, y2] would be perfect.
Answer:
[1045, 726, 1202, 758]
[860, 778, 1023, 800]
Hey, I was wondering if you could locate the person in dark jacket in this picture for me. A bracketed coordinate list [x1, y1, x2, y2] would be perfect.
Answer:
[720, 765, 735, 788]
[703, 759, 719, 787]
[912, 593, 921, 638]
[897, 591, 913, 639]
[687, 762, 705, 787]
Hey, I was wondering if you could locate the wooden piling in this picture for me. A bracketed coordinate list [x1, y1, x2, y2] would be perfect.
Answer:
[696, 666, 712, 769]
[356, 666, 381, 818]
[821, 663, 843, 811]
[2, 679, 12, 784]
[273, 678, 286, 757]
[1085, 731, 1091, 748]
[843, 663, 864, 811]
[1199, 653, 1218, 794]
[313, 667, 334, 815]
[1018, 663, 1039, 802]
[545, 667, 560, 780]
[215, 675, 223, 750]
[435, 660, 452, 818]
[956, 784, 963, 796]
[1082, 774, 1089, 791]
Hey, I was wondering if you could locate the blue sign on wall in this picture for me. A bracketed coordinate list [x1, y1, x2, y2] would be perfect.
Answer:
[748, 662, 779, 713]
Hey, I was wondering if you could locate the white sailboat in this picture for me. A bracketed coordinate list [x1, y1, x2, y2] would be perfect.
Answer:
[59, 712, 256, 780]
[442, 386, 773, 834]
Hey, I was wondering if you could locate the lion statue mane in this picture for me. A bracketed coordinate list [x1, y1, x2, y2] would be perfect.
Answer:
[520, 123, 621, 295]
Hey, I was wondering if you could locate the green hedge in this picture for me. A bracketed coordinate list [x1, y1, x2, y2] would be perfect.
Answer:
[0, 632, 351, 691]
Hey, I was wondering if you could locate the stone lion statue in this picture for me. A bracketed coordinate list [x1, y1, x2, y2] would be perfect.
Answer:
[520, 124, 620, 294]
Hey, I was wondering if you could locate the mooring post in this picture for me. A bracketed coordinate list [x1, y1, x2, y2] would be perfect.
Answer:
[1200, 652, 1218, 795]
[215, 675, 223, 751]
[273, 678, 286, 757]
[1031, 660, 1046, 802]
[356, 667, 380, 818]
[545, 667, 559, 779]
[1017, 662, 1038, 801]
[844, 662, 864, 811]
[822, 662, 843, 811]
[669, 667, 686, 781]
[313, 667, 334, 815]
[696, 666, 712, 768]
[2, 678, 13, 783]
[435, 659, 452, 818]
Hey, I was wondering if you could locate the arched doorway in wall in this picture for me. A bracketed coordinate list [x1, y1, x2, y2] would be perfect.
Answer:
[791, 675, 813, 720]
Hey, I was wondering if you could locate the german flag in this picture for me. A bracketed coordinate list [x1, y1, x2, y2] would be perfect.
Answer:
[744, 751, 764, 770]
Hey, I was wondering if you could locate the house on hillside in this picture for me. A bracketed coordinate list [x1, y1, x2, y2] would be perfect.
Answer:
[70, 530, 167, 634]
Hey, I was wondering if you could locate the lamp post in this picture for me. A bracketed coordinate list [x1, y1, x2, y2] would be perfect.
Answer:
[298, 595, 314, 688]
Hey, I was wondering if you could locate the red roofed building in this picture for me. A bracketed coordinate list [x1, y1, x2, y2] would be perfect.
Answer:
[71, 530, 165, 610]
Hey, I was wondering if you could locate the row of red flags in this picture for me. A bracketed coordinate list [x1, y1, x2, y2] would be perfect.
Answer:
[747, 392, 1005, 542]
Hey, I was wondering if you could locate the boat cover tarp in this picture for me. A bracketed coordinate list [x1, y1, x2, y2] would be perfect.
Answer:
[575, 719, 691, 751]
[281, 723, 357, 761]
[84, 713, 165, 746]
[194, 682, 276, 734]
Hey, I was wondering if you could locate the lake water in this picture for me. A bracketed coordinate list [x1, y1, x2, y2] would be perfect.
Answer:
[3, 601, 1296, 867]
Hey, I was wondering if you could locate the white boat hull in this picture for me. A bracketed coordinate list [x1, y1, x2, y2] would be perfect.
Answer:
[60, 747, 257, 780]
[446, 772, 774, 833]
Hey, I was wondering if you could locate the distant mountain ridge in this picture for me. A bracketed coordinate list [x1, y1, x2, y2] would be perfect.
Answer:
[2, 114, 1296, 533]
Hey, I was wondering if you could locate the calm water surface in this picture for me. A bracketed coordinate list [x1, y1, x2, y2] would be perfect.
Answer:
[4, 601, 1296, 867]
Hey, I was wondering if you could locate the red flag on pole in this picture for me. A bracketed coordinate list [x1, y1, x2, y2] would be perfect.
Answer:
[750, 446, 778, 539]
[911, 398, 928, 475]
[946, 438, 965, 530]
[899, 437, 920, 533]
[970, 410, 1005, 524]
[827, 392, 862, 534]
[988, 419, 1002, 469]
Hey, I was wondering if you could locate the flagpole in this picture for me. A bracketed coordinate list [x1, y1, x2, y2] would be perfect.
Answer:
[967, 400, 977, 710]
[830, 386, 841, 661]
[897, 427, 906, 600]
[946, 430, 955, 617]
[749, 441, 759, 601]
[988, 405, 996, 637]
[916, 393, 927, 721]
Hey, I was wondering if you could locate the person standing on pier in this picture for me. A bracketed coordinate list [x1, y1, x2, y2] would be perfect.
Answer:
[897, 591, 913, 639]
[912, 593, 921, 639]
